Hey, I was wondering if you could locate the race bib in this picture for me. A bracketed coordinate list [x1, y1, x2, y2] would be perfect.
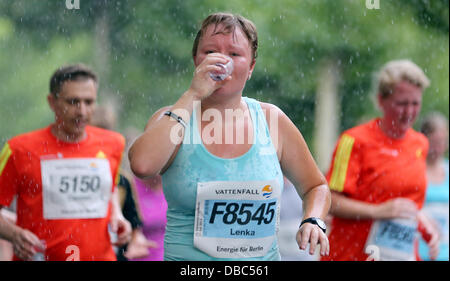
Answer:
[366, 218, 418, 261]
[194, 180, 281, 258]
[41, 158, 112, 219]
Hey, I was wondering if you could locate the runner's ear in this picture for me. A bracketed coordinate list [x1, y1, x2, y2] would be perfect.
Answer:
[47, 94, 56, 113]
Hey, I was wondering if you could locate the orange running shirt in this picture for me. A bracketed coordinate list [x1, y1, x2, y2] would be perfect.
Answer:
[0, 125, 125, 261]
[321, 119, 428, 261]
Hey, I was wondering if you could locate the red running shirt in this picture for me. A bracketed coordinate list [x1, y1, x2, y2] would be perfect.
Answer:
[321, 119, 428, 261]
[0, 126, 124, 261]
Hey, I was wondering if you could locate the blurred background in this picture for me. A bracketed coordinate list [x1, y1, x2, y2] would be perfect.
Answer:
[0, 0, 448, 170]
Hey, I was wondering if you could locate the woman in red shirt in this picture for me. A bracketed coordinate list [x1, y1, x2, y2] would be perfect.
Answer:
[322, 60, 439, 261]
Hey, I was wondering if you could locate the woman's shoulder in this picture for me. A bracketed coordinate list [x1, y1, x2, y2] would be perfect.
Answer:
[257, 100, 281, 110]
[256, 101, 285, 119]
[255, 101, 295, 134]
[407, 128, 428, 144]
[336, 119, 378, 147]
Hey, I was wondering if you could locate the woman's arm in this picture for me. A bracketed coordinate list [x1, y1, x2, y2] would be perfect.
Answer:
[128, 54, 230, 178]
[263, 103, 330, 220]
[330, 191, 378, 220]
[330, 191, 419, 220]
[128, 92, 198, 178]
[262, 103, 330, 256]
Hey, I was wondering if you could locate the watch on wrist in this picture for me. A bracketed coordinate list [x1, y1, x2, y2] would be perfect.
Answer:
[300, 217, 327, 233]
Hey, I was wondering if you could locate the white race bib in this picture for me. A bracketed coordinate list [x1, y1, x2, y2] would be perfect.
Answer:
[41, 158, 112, 219]
[366, 218, 418, 261]
[194, 180, 281, 258]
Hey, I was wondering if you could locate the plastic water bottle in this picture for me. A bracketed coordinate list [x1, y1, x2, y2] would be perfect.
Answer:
[209, 57, 234, 81]
[108, 224, 117, 243]
[32, 240, 46, 261]
[32, 252, 45, 261]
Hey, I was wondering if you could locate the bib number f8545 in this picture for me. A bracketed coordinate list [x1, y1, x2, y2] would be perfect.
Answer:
[209, 201, 276, 225]
[194, 180, 281, 259]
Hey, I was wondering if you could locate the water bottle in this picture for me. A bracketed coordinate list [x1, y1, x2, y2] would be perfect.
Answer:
[32, 240, 46, 261]
[108, 224, 118, 244]
[209, 57, 234, 81]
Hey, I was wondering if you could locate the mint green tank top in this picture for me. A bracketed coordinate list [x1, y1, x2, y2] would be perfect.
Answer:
[162, 97, 284, 261]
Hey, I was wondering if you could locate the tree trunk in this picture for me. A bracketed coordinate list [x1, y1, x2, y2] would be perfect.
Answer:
[313, 59, 340, 173]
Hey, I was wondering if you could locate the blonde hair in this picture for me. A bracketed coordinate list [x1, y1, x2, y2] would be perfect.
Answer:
[420, 111, 449, 137]
[377, 59, 430, 98]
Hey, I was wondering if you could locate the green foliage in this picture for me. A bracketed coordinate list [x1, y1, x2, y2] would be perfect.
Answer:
[0, 0, 448, 149]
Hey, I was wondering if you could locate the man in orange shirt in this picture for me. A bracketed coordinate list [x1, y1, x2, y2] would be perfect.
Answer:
[0, 64, 131, 261]
[321, 60, 439, 261]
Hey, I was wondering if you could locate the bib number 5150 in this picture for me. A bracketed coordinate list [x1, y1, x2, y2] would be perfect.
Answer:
[209, 202, 276, 225]
[59, 175, 101, 193]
